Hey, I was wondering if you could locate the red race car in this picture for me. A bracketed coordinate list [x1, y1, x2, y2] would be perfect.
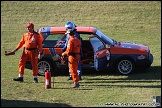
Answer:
[25, 26, 153, 76]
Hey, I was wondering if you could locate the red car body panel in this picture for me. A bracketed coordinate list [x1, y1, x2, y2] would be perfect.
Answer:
[48, 26, 97, 34]
[109, 41, 148, 55]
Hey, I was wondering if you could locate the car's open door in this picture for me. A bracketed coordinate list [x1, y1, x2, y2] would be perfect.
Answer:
[89, 36, 110, 71]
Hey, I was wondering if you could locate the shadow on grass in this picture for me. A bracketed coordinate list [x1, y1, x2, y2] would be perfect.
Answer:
[38, 66, 161, 89]
[56, 66, 161, 80]
[79, 66, 161, 88]
[85, 66, 161, 80]
[1, 99, 71, 107]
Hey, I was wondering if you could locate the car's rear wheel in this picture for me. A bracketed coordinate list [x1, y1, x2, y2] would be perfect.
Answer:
[37, 59, 53, 76]
[116, 58, 135, 75]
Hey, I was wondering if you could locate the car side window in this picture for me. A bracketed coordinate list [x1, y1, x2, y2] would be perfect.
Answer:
[43, 34, 65, 48]
[54, 34, 67, 48]
[80, 33, 93, 40]
[45, 34, 63, 40]
[89, 36, 105, 52]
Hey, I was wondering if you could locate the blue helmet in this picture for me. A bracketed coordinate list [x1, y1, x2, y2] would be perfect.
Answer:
[65, 21, 76, 32]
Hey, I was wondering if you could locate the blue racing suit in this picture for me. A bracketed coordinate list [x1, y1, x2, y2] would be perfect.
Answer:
[62, 30, 82, 77]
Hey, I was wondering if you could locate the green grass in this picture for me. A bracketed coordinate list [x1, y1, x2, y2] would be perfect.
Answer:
[1, 1, 161, 107]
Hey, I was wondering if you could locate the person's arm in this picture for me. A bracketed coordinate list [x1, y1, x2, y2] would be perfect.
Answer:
[5, 34, 25, 56]
[62, 35, 69, 52]
[62, 39, 73, 56]
[12, 48, 19, 53]
[37, 33, 43, 59]
[14, 34, 26, 53]
[74, 31, 81, 40]
[37, 33, 43, 53]
[75, 32, 83, 57]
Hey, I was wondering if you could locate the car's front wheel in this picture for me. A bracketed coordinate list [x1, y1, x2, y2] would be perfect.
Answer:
[116, 58, 135, 75]
[37, 59, 53, 76]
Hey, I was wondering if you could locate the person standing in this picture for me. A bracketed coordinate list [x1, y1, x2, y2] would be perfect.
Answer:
[62, 21, 83, 81]
[61, 22, 81, 88]
[6, 22, 43, 83]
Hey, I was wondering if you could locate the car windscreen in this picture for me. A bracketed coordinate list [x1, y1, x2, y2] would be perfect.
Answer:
[96, 30, 114, 45]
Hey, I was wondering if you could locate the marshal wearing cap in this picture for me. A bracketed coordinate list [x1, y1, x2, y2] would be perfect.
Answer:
[26, 22, 34, 28]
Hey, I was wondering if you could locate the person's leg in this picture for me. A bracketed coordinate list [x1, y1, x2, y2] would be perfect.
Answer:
[67, 59, 82, 81]
[29, 50, 39, 83]
[13, 50, 28, 82]
[77, 59, 82, 80]
[69, 56, 79, 88]
[67, 65, 72, 80]
[66, 55, 72, 80]
[69, 63, 78, 82]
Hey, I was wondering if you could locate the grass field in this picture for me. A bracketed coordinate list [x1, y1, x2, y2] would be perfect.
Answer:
[1, 1, 161, 107]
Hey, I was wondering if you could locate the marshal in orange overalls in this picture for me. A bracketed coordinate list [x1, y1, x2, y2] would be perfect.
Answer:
[62, 35, 81, 83]
[16, 28, 43, 77]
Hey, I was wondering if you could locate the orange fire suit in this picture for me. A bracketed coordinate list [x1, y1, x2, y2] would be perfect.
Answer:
[16, 32, 43, 76]
[63, 36, 81, 83]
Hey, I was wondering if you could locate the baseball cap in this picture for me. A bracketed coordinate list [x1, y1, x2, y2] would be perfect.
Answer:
[26, 22, 34, 28]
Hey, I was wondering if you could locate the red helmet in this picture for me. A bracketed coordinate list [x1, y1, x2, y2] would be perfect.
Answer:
[26, 22, 34, 28]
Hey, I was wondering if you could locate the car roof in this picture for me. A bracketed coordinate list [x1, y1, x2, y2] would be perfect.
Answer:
[39, 26, 97, 34]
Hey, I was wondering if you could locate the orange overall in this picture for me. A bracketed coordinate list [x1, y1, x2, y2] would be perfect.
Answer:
[63, 36, 81, 83]
[16, 32, 43, 76]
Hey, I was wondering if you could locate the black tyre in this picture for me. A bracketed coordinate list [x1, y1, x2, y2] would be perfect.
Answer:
[37, 59, 53, 76]
[116, 59, 135, 75]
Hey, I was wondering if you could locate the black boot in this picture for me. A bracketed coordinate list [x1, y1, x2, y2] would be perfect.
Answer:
[34, 78, 38, 83]
[70, 82, 80, 88]
[67, 77, 72, 81]
[13, 77, 23, 82]
[79, 76, 82, 81]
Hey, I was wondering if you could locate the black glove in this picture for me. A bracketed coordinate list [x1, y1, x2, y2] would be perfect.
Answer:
[4, 51, 15, 56]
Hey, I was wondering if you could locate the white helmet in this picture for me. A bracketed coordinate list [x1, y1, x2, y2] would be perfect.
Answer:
[65, 21, 76, 31]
